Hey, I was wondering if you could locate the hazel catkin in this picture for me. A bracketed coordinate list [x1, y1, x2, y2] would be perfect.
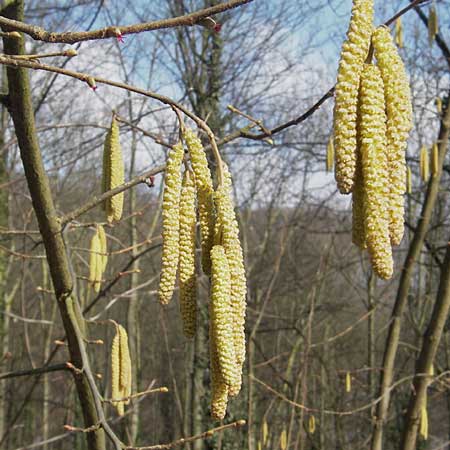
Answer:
[102, 117, 124, 223]
[214, 164, 246, 396]
[333, 0, 374, 194]
[178, 171, 197, 338]
[372, 26, 413, 246]
[428, 3, 438, 46]
[359, 63, 393, 280]
[183, 128, 215, 275]
[420, 146, 429, 182]
[159, 142, 185, 305]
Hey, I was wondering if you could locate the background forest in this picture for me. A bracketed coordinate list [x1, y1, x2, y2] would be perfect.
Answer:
[0, 0, 449, 449]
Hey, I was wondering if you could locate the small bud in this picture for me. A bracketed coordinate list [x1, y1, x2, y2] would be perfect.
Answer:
[64, 48, 77, 57]
[86, 76, 97, 91]
[214, 23, 222, 32]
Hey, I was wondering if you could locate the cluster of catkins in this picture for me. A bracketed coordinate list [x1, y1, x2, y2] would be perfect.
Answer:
[88, 115, 124, 292]
[333, 0, 413, 280]
[110, 324, 132, 416]
[159, 128, 246, 420]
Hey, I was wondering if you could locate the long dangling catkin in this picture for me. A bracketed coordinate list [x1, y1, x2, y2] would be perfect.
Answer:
[428, 3, 438, 46]
[214, 164, 246, 396]
[406, 166, 412, 194]
[431, 143, 439, 176]
[110, 328, 124, 415]
[420, 146, 429, 182]
[345, 371, 352, 392]
[395, 17, 403, 48]
[97, 225, 108, 274]
[178, 171, 197, 338]
[159, 142, 185, 305]
[102, 117, 124, 223]
[262, 421, 269, 445]
[373, 26, 413, 246]
[210, 245, 237, 388]
[183, 128, 215, 275]
[352, 149, 366, 249]
[309, 415, 316, 434]
[436, 97, 442, 114]
[89, 231, 102, 292]
[210, 321, 229, 420]
[420, 398, 428, 440]
[333, 0, 374, 194]
[326, 137, 334, 172]
[118, 325, 132, 405]
[359, 64, 393, 280]
[280, 429, 287, 450]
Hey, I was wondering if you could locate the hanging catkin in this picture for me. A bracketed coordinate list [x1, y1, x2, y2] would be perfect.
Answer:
[359, 64, 393, 280]
[309, 415, 316, 434]
[178, 171, 197, 338]
[436, 97, 442, 114]
[431, 143, 439, 176]
[118, 325, 132, 405]
[210, 245, 237, 388]
[159, 143, 184, 305]
[110, 324, 132, 415]
[262, 421, 269, 445]
[333, 0, 374, 194]
[428, 3, 438, 46]
[373, 26, 413, 246]
[102, 116, 124, 223]
[326, 137, 334, 172]
[183, 128, 215, 275]
[97, 225, 108, 274]
[214, 163, 246, 396]
[420, 146, 429, 182]
[420, 398, 428, 440]
[395, 17, 403, 48]
[89, 231, 102, 292]
[345, 371, 352, 392]
[280, 429, 287, 450]
[110, 327, 123, 415]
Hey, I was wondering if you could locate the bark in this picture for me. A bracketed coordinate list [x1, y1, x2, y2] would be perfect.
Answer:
[0, 2, 105, 449]
[371, 94, 450, 450]
[400, 241, 450, 450]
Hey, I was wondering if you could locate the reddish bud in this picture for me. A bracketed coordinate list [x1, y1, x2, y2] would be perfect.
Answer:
[214, 23, 222, 32]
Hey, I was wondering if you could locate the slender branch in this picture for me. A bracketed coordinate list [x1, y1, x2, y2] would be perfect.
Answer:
[103, 386, 169, 404]
[0, 363, 68, 380]
[124, 420, 246, 450]
[0, 0, 253, 44]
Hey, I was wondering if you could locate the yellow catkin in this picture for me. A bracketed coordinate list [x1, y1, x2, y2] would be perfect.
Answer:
[431, 143, 439, 176]
[280, 429, 287, 450]
[326, 137, 334, 172]
[118, 325, 132, 405]
[110, 328, 123, 415]
[210, 321, 229, 420]
[352, 150, 366, 249]
[178, 171, 197, 338]
[373, 26, 413, 246]
[359, 64, 393, 280]
[395, 17, 403, 48]
[436, 97, 442, 114]
[159, 142, 184, 305]
[420, 146, 430, 182]
[420, 400, 428, 440]
[345, 371, 352, 392]
[102, 117, 124, 223]
[406, 166, 412, 194]
[97, 224, 108, 274]
[214, 164, 246, 396]
[333, 0, 374, 194]
[89, 231, 101, 292]
[428, 3, 438, 46]
[183, 128, 215, 275]
[263, 421, 269, 445]
[309, 415, 316, 434]
[258, 441, 262, 450]
[210, 245, 237, 389]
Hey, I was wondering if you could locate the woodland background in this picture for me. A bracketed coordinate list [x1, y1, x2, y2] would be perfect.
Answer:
[0, 0, 449, 449]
